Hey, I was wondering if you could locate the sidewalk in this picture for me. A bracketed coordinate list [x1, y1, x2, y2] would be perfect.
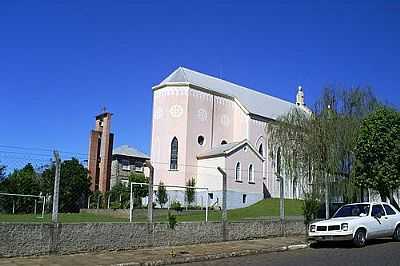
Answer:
[0, 236, 308, 266]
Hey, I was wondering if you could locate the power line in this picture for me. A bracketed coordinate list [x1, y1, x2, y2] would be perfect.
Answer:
[0, 145, 88, 156]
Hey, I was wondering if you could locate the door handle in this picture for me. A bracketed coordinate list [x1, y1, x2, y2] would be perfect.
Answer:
[384, 217, 388, 220]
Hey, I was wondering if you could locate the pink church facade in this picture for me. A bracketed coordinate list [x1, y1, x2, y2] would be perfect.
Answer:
[150, 67, 309, 209]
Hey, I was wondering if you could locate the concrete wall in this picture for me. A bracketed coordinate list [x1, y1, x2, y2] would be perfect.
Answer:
[0, 220, 305, 257]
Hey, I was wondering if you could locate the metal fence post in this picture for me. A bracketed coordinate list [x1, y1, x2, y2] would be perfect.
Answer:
[52, 150, 61, 223]
[42, 196, 46, 218]
[87, 195, 91, 209]
[278, 175, 285, 236]
[217, 167, 227, 241]
[205, 189, 209, 222]
[129, 182, 133, 222]
[146, 160, 154, 224]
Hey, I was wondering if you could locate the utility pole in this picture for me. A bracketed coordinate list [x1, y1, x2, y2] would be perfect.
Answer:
[146, 160, 154, 224]
[52, 151, 61, 223]
[325, 174, 329, 219]
[217, 167, 227, 241]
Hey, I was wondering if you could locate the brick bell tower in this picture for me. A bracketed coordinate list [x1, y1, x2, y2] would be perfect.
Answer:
[88, 109, 114, 192]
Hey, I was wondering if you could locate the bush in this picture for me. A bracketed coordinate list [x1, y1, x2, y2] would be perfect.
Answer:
[185, 177, 196, 208]
[110, 202, 120, 210]
[168, 212, 177, 230]
[302, 192, 320, 225]
[170, 201, 183, 212]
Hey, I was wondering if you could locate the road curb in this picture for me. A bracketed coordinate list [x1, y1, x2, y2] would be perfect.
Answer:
[112, 243, 310, 266]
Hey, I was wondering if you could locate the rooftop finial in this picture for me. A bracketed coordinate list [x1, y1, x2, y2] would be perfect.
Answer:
[296, 85, 305, 106]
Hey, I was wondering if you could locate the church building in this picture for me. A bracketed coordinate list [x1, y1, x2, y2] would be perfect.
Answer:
[150, 67, 310, 209]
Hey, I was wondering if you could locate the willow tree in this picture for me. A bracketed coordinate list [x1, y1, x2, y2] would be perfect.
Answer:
[268, 87, 378, 219]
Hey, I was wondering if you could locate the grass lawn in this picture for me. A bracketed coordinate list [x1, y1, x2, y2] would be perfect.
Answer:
[0, 198, 303, 223]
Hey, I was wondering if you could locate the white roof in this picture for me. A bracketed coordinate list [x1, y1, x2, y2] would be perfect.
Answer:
[155, 67, 298, 120]
[197, 139, 264, 161]
[112, 145, 149, 159]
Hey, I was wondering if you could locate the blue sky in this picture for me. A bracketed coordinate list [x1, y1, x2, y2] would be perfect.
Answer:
[0, 1, 399, 158]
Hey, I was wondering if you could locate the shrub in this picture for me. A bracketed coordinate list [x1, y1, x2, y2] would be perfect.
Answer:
[156, 182, 168, 208]
[170, 201, 183, 212]
[185, 177, 196, 208]
[302, 192, 320, 225]
[168, 212, 177, 230]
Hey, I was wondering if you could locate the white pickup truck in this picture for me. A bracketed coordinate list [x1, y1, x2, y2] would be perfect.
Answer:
[308, 202, 400, 247]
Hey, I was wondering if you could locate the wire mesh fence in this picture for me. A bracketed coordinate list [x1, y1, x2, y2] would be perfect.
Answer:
[0, 146, 305, 224]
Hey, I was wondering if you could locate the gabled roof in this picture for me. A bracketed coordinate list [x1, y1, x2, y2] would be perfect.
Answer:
[113, 145, 150, 159]
[197, 140, 264, 161]
[154, 67, 298, 120]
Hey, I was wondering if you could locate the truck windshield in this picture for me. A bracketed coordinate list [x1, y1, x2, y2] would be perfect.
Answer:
[333, 204, 370, 218]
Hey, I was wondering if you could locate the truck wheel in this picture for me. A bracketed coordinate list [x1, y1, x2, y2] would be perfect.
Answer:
[353, 229, 367, 248]
[393, 225, 400, 241]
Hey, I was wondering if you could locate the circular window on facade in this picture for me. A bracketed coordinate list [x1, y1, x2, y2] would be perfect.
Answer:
[198, 135, 205, 146]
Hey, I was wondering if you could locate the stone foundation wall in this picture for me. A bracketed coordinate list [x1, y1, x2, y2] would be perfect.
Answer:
[0, 220, 305, 257]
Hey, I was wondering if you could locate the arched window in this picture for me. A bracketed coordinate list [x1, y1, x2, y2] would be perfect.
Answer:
[198, 135, 205, 146]
[248, 164, 254, 183]
[235, 162, 241, 181]
[170, 137, 178, 170]
[277, 147, 282, 177]
[221, 140, 227, 145]
[258, 144, 263, 156]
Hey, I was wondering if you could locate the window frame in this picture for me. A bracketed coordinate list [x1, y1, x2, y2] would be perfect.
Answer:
[121, 159, 131, 171]
[371, 204, 386, 217]
[258, 143, 264, 157]
[248, 164, 255, 184]
[235, 162, 242, 182]
[170, 137, 178, 170]
[383, 204, 396, 215]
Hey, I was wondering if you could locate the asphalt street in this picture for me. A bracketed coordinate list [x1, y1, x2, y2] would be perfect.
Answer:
[183, 239, 400, 266]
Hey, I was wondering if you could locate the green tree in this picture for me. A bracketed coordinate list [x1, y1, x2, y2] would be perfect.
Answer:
[0, 164, 41, 213]
[156, 181, 168, 208]
[0, 163, 5, 182]
[41, 158, 90, 213]
[354, 106, 400, 205]
[128, 172, 148, 208]
[109, 182, 130, 209]
[185, 177, 196, 208]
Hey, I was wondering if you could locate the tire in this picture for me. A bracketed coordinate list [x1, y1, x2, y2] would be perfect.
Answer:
[393, 225, 400, 241]
[353, 229, 367, 248]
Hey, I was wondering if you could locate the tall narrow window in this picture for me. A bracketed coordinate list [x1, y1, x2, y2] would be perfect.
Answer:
[258, 144, 263, 156]
[170, 137, 178, 170]
[235, 162, 241, 181]
[248, 164, 254, 183]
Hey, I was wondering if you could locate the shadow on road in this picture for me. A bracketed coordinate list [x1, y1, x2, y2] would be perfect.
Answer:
[310, 238, 395, 249]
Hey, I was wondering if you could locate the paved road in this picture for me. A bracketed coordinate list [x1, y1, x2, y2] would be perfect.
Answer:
[183, 239, 400, 266]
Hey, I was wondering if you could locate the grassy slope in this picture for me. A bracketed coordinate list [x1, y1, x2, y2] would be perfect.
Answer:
[0, 199, 303, 223]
